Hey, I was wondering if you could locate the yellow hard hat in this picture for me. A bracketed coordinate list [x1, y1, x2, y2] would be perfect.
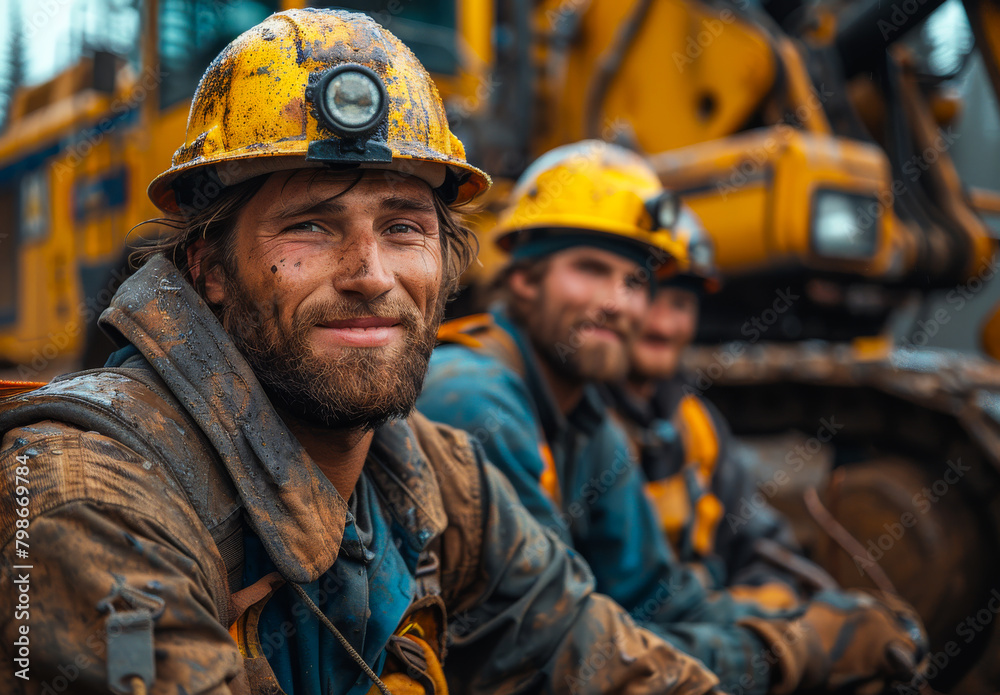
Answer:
[665, 205, 722, 293]
[148, 8, 490, 214]
[493, 140, 684, 275]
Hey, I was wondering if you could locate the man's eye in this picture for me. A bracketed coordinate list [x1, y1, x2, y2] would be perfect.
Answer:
[387, 223, 418, 235]
[286, 222, 325, 234]
[575, 261, 605, 275]
[625, 275, 649, 291]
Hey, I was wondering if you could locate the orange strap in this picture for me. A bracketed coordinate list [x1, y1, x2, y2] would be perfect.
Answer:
[644, 475, 692, 548]
[538, 442, 562, 508]
[0, 380, 47, 399]
[645, 394, 725, 557]
[727, 582, 801, 612]
[691, 492, 724, 557]
[368, 598, 450, 695]
[676, 395, 720, 487]
[436, 313, 493, 348]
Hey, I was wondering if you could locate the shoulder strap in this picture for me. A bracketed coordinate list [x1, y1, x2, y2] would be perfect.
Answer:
[674, 394, 721, 486]
[0, 365, 246, 605]
[405, 412, 485, 607]
[437, 313, 526, 378]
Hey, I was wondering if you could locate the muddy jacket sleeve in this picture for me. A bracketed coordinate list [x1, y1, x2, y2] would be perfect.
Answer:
[0, 422, 244, 694]
[445, 452, 722, 695]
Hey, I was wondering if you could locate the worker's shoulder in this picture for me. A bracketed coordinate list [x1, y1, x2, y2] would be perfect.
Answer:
[0, 369, 215, 543]
[407, 409, 483, 480]
[427, 341, 522, 382]
[423, 344, 533, 415]
[0, 419, 204, 546]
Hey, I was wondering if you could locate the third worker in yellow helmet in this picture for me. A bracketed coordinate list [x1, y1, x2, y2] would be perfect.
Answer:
[600, 205, 840, 612]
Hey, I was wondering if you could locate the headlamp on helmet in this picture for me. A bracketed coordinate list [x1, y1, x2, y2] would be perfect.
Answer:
[307, 64, 392, 164]
[645, 191, 681, 232]
[660, 206, 722, 294]
[317, 65, 387, 136]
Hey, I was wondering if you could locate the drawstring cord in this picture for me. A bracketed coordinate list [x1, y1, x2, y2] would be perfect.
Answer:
[288, 582, 392, 695]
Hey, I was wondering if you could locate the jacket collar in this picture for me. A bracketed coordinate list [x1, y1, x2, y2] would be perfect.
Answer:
[100, 255, 445, 582]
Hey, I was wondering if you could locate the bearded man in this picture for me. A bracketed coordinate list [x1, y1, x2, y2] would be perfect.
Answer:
[0, 11, 722, 695]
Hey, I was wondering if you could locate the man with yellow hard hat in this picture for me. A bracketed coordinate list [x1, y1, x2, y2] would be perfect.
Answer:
[417, 140, 929, 695]
[0, 11, 721, 694]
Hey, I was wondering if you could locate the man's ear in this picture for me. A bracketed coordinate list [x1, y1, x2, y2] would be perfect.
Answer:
[187, 239, 226, 304]
[507, 266, 540, 304]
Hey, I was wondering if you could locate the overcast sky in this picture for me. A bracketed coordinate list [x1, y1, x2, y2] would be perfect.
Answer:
[0, 0, 140, 88]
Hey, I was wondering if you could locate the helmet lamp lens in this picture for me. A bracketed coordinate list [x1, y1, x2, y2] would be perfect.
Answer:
[326, 70, 382, 129]
[646, 192, 680, 231]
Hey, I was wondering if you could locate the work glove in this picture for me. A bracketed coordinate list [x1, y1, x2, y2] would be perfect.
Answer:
[740, 589, 927, 694]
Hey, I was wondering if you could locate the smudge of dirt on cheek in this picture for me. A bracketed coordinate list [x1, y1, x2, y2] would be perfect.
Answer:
[295, 262, 301, 268]
[272, 265, 278, 274]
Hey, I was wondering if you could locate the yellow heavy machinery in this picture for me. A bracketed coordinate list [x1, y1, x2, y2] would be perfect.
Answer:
[0, 0, 281, 375]
[3, 0, 1000, 690]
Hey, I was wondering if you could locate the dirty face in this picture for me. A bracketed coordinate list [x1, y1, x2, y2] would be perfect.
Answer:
[512, 246, 649, 383]
[629, 286, 699, 382]
[205, 169, 445, 430]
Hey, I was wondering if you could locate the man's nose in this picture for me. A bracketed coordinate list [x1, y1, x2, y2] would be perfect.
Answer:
[331, 233, 395, 300]
[601, 275, 640, 314]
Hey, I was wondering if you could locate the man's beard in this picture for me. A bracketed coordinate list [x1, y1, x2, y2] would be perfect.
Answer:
[216, 277, 442, 431]
[527, 303, 634, 385]
[627, 338, 682, 384]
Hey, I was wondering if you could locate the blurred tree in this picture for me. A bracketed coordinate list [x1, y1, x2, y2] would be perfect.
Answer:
[1, 2, 25, 131]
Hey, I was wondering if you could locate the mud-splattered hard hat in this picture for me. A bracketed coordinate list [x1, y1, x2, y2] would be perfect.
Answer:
[147, 8, 491, 214]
